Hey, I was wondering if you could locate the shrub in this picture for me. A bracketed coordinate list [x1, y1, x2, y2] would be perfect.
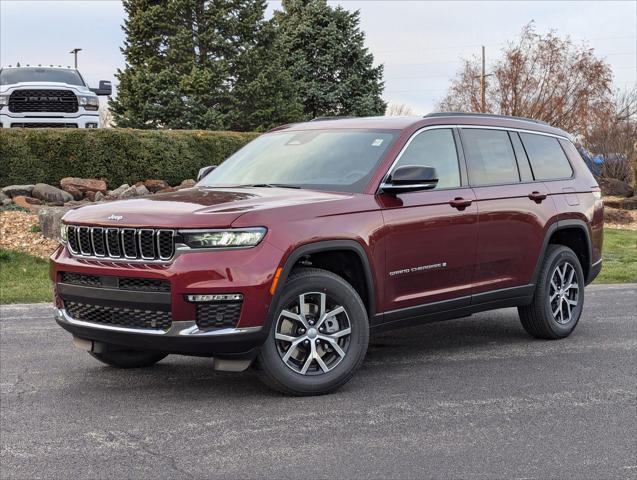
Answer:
[0, 128, 259, 188]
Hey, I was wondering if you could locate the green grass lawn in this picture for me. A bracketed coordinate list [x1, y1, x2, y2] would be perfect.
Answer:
[0, 249, 51, 304]
[0, 228, 635, 304]
[593, 228, 637, 284]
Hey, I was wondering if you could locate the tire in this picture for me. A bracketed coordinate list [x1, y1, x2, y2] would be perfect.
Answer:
[518, 245, 585, 339]
[256, 267, 369, 396]
[89, 349, 168, 369]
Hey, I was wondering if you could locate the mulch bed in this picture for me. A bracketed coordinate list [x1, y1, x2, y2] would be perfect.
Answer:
[0, 211, 59, 258]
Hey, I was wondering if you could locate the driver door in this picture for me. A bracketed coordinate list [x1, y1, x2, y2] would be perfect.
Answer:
[378, 127, 478, 315]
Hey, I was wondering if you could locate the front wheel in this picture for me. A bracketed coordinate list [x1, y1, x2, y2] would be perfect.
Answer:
[518, 245, 585, 339]
[256, 268, 369, 396]
[89, 349, 168, 368]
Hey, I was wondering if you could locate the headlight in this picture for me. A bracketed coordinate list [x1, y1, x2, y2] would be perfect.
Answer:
[0, 94, 8, 107]
[78, 95, 99, 111]
[60, 224, 68, 244]
[180, 228, 266, 249]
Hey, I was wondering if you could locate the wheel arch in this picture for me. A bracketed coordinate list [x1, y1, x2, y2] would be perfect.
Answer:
[266, 240, 377, 328]
[532, 219, 593, 286]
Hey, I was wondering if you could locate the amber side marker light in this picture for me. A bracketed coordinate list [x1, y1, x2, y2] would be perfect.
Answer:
[270, 267, 283, 295]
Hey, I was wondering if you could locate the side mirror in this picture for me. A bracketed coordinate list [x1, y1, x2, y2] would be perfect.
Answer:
[380, 165, 438, 194]
[89, 80, 112, 96]
[197, 165, 216, 181]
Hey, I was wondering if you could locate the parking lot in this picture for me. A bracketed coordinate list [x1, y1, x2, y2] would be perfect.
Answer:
[1, 283, 636, 479]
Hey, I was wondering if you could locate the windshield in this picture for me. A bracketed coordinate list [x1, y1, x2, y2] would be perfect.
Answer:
[199, 129, 399, 193]
[0, 67, 85, 86]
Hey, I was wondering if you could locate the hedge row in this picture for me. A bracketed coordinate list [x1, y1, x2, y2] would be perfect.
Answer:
[0, 128, 259, 188]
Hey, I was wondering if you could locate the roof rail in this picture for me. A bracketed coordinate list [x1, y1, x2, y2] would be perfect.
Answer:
[424, 112, 550, 126]
[309, 116, 359, 122]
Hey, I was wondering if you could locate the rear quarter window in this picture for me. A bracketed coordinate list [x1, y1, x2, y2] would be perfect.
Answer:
[520, 133, 573, 180]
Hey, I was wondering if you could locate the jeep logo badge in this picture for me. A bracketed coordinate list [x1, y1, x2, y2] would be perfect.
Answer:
[107, 214, 123, 221]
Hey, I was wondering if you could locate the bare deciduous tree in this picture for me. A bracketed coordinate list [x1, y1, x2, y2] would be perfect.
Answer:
[386, 103, 416, 116]
[438, 23, 614, 137]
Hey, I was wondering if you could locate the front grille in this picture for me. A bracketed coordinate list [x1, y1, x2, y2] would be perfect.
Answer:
[9, 89, 78, 113]
[10, 122, 78, 128]
[65, 301, 172, 330]
[66, 226, 175, 261]
[60, 272, 170, 292]
[196, 302, 242, 329]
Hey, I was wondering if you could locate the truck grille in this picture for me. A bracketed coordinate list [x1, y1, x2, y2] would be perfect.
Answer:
[65, 301, 172, 331]
[196, 302, 243, 329]
[67, 226, 175, 261]
[9, 89, 78, 113]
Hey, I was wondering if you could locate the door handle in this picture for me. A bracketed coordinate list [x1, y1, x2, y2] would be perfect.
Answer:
[528, 191, 547, 203]
[450, 197, 472, 210]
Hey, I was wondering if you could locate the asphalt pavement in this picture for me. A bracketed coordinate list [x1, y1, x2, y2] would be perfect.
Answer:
[1, 284, 636, 479]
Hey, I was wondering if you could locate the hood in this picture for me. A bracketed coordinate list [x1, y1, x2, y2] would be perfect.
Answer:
[0, 82, 93, 94]
[62, 187, 353, 228]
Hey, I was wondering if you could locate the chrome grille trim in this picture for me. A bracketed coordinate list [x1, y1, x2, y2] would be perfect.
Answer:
[65, 225, 175, 262]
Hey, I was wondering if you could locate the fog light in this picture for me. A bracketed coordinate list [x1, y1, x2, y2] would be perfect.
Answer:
[186, 294, 243, 302]
[86, 123, 98, 128]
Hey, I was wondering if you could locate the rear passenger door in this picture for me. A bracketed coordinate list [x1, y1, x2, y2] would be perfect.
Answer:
[458, 128, 557, 297]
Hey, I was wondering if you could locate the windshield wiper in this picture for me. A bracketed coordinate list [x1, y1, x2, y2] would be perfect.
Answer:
[239, 183, 301, 189]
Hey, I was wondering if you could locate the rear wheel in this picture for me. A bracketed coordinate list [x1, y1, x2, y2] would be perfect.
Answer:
[256, 268, 369, 396]
[89, 349, 168, 369]
[518, 245, 585, 339]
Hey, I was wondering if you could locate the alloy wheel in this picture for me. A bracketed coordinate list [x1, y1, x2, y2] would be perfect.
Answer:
[549, 261, 580, 325]
[275, 292, 352, 375]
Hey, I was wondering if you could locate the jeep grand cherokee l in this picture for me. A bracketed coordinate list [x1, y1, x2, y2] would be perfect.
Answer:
[51, 113, 604, 395]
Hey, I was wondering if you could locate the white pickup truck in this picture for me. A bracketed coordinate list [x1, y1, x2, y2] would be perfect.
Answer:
[0, 66, 112, 128]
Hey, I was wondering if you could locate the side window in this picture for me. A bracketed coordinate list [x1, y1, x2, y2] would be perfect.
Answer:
[461, 129, 520, 186]
[520, 133, 573, 180]
[393, 129, 461, 188]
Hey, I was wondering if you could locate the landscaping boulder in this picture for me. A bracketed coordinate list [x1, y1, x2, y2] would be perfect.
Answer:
[118, 185, 149, 199]
[85, 191, 97, 202]
[32, 183, 73, 204]
[144, 179, 169, 193]
[135, 185, 150, 196]
[12, 196, 41, 213]
[94, 191, 105, 202]
[64, 185, 84, 201]
[38, 206, 74, 240]
[157, 186, 177, 194]
[60, 177, 107, 193]
[177, 179, 196, 190]
[1, 184, 35, 198]
[0, 192, 11, 206]
[109, 184, 130, 198]
[598, 178, 634, 197]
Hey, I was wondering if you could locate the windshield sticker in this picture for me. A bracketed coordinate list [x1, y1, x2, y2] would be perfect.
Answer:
[371, 138, 384, 147]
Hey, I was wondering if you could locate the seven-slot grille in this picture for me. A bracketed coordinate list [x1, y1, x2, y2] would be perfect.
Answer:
[66, 226, 175, 261]
[9, 89, 78, 113]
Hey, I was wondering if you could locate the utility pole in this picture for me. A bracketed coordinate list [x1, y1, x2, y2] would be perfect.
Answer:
[476, 46, 493, 113]
[69, 48, 82, 69]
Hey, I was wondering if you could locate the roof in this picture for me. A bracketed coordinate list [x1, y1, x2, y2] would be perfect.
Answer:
[274, 113, 570, 138]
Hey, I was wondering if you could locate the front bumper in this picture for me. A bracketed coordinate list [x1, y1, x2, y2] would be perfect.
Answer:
[55, 308, 266, 359]
[1, 113, 99, 128]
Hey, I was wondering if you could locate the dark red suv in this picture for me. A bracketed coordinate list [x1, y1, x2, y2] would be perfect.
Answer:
[51, 113, 604, 395]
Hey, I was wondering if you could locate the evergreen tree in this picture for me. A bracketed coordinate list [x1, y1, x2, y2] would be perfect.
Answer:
[274, 0, 386, 119]
[111, 0, 302, 130]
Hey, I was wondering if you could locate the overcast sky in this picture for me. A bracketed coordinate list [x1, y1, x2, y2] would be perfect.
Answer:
[1, 0, 635, 114]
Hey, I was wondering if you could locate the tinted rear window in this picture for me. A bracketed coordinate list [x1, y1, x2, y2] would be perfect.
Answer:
[520, 133, 573, 180]
[0, 68, 85, 86]
[461, 129, 520, 186]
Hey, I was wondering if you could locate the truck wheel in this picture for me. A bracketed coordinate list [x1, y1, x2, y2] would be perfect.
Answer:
[518, 245, 585, 339]
[89, 350, 168, 369]
[256, 268, 369, 396]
